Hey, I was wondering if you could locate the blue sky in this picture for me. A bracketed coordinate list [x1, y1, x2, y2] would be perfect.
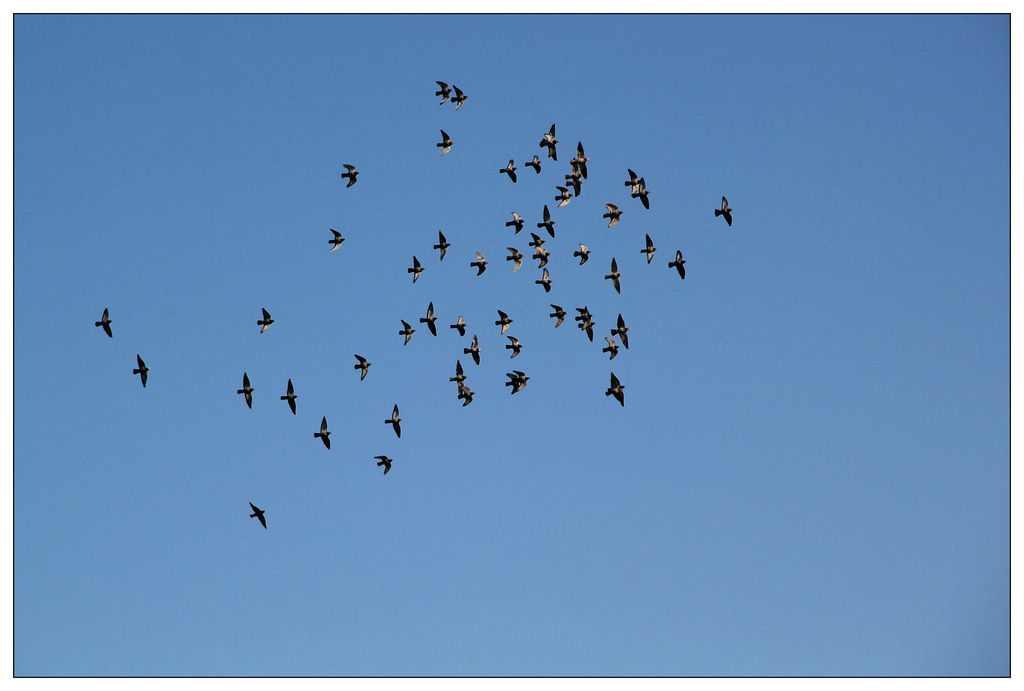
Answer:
[14, 14, 1008, 676]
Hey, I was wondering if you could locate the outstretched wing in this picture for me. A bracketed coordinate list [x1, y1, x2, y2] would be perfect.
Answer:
[262, 308, 271, 321]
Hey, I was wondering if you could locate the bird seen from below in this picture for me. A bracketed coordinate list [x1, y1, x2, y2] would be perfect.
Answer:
[605, 257, 622, 293]
[408, 255, 424, 283]
[354, 354, 371, 380]
[451, 85, 467, 109]
[574, 244, 590, 265]
[495, 309, 513, 334]
[549, 304, 566, 327]
[554, 185, 572, 207]
[539, 123, 558, 160]
[464, 334, 481, 365]
[642, 234, 657, 263]
[399, 319, 415, 345]
[449, 315, 467, 337]
[669, 250, 687, 279]
[715, 196, 733, 226]
[433, 231, 450, 261]
[505, 370, 530, 394]
[536, 267, 552, 292]
[314, 416, 331, 449]
[420, 301, 438, 336]
[434, 80, 451, 104]
[329, 229, 345, 251]
[506, 336, 523, 358]
[505, 212, 525, 234]
[280, 378, 297, 414]
[249, 502, 267, 529]
[471, 251, 488, 275]
[536, 204, 555, 237]
[258, 308, 274, 333]
[603, 337, 619, 360]
[237, 372, 254, 409]
[95, 308, 112, 338]
[340, 164, 358, 187]
[525, 155, 542, 174]
[385, 404, 402, 438]
[132, 354, 149, 388]
[506, 246, 523, 272]
[499, 159, 517, 183]
[611, 314, 630, 349]
[606, 372, 625, 406]
[437, 129, 453, 156]
[375, 455, 393, 475]
[603, 203, 622, 227]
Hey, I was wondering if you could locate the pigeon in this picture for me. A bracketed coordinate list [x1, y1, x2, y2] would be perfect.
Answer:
[499, 159, 518, 183]
[237, 372, 254, 409]
[420, 301, 438, 336]
[132, 354, 149, 388]
[528, 232, 546, 249]
[533, 245, 550, 268]
[435, 80, 451, 104]
[603, 337, 620, 360]
[433, 231, 451, 261]
[341, 164, 358, 187]
[574, 306, 592, 324]
[464, 334, 481, 365]
[605, 372, 625, 406]
[641, 234, 657, 264]
[449, 359, 466, 386]
[549, 304, 567, 327]
[535, 267, 551, 292]
[564, 168, 582, 197]
[633, 177, 651, 209]
[715, 196, 733, 226]
[399, 319, 416, 345]
[408, 256, 424, 283]
[451, 85, 467, 109]
[249, 502, 267, 529]
[604, 257, 622, 294]
[624, 168, 640, 194]
[574, 244, 590, 265]
[506, 247, 523, 272]
[539, 123, 558, 160]
[437, 129, 453, 156]
[668, 250, 687, 279]
[603, 203, 622, 227]
[571, 142, 589, 178]
[536, 204, 556, 238]
[506, 336, 522, 358]
[95, 307, 112, 338]
[505, 212, 525, 234]
[505, 370, 530, 394]
[471, 251, 488, 275]
[329, 229, 345, 251]
[457, 382, 474, 406]
[449, 315, 467, 337]
[554, 185, 572, 208]
[611, 313, 630, 349]
[354, 354, 372, 380]
[314, 416, 331, 449]
[525, 155, 542, 174]
[575, 307, 596, 342]
[385, 404, 402, 438]
[495, 310, 513, 335]
[258, 308, 274, 333]
[280, 378, 297, 414]
[375, 455, 393, 475]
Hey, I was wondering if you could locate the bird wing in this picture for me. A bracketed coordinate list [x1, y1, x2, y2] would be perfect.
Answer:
[497, 310, 507, 319]
[440, 129, 449, 141]
[103, 323, 112, 338]
[605, 337, 616, 347]
[392, 404, 400, 419]
[413, 256, 421, 269]
[606, 203, 618, 212]
[438, 230, 446, 243]
[287, 378, 294, 394]
[509, 170, 517, 183]
[618, 314, 625, 329]
[548, 123, 556, 136]
[257, 513, 267, 528]
[436, 80, 447, 88]
[321, 416, 328, 433]
[453, 85, 464, 97]
[344, 164, 356, 172]
[610, 372, 620, 388]
[646, 234, 654, 250]
[722, 196, 729, 209]
[512, 212, 522, 221]
[456, 360, 464, 375]
[543, 205, 551, 221]
[262, 308, 271, 320]
[102, 307, 109, 320]
[542, 268, 550, 281]
[724, 211, 732, 226]
[137, 354, 145, 368]
[250, 502, 259, 512]
[355, 354, 366, 365]
[427, 302, 434, 318]
[243, 372, 250, 387]
[577, 141, 584, 157]
[332, 229, 343, 240]
[475, 251, 485, 261]
[611, 257, 618, 272]
[288, 397, 296, 414]
[401, 320, 411, 330]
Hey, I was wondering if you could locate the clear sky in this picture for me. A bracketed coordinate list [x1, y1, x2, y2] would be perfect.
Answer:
[14, 14, 1008, 676]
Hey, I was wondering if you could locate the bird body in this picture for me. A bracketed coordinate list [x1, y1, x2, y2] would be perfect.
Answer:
[605, 257, 622, 293]
[633, 178, 651, 209]
[505, 370, 530, 394]
[642, 234, 657, 263]
[354, 354, 372, 380]
[611, 313, 630, 349]
[625, 168, 640, 194]
[280, 378, 297, 414]
[437, 129, 453, 156]
[399, 319, 416, 345]
[715, 196, 733, 226]
[314, 416, 331, 449]
[329, 229, 345, 251]
[500, 159, 518, 183]
[258, 308, 274, 333]
[603, 337, 620, 360]
[385, 404, 402, 438]
[449, 359, 466, 385]
[470, 251, 487, 275]
[525, 155, 542, 174]
[606, 372, 625, 406]
[536, 204, 555, 238]
[603, 203, 622, 227]
[555, 185, 572, 207]
[506, 247, 523, 272]
[539, 123, 558, 160]
[536, 267, 552, 292]
[464, 334, 481, 365]
[451, 85, 467, 109]
[571, 142, 589, 178]
[249, 502, 267, 529]
[237, 372, 254, 409]
[375, 455, 393, 475]
[668, 250, 687, 279]
[506, 212, 525, 234]
[408, 255, 424, 283]
[574, 244, 590, 265]
[433, 231, 450, 261]
[341, 164, 358, 187]
[549, 304, 567, 327]
[495, 310, 513, 335]
[506, 336, 523, 358]
[132, 354, 149, 387]
[435, 80, 451, 104]
[420, 301, 438, 336]
[450, 315, 467, 337]
[95, 307, 112, 337]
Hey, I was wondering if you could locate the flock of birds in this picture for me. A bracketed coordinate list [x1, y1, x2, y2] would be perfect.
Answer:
[94, 80, 735, 530]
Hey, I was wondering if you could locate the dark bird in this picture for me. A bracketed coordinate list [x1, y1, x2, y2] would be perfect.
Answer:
[668, 250, 687, 280]
[536, 204, 556, 238]
[433, 231, 451, 261]
[604, 258, 622, 293]
[611, 313, 630, 349]
[437, 129, 453, 156]
[329, 228, 345, 251]
[249, 502, 267, 529]
[385, 404, 402, 438]
[506, 246, 523, 272]
[399, 319, 416, 345]
[533, 245, 550, 268]
[525, 155, 542, 174]
[471, 251, 488, 275]
[258, 308, 274, 333]
[603, 203, 622, 228]
[435, 80, 451, 104]
[529, 232, 546, 250]
[495, 309, 513, 335]
[95, 307, 112, 338]
[451, 84, 467, 109]
[603, 337, 620, 360]
[574, 244, 590, 265]
[237, 372, 254, 409]
[575, 307, 596, 342]
[354, 354, 372, 380]
[715, 196, 733, 226]
[457, 382, 474, 406]
[554, 185, 572, 208]
[450, 315, 467, 337]
[633, 177, 651, 209]
[505, 212, 525, 234]
[505, 370, 530, 394]
[375, 455, 393, 475]
[641, 234, 657, 264]
[132, 354, 149, 387]
[464, 334, 481, 365]
[624, 168, 640, 194]
[449, 359, 466, 386]
[341, 164, 359, 187]
[420, 301, 438, 336]
[539, 123, 558, 160]
[574, 306, 592, 324]
[408, 255, 424, 283]
[549, 304, 567, 328]
[499, 159, 518, 183]
[606, 372, 625, 406]
[314, 416, 331, 449]
[535, 267, 552, 292]
[506, 336, 523, 358]
[280, 378, 297, 414]
[571, 141, 589, 178]
[564, 169, 582, 197]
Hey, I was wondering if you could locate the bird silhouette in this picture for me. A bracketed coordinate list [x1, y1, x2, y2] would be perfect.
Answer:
[451, 85, 467, 109]
[495, 310, 513, 334]
[605, 257, 622, 293]
[525, 155, 542, 174]
[385, 404, 402, 438]
[420, 301, 438, 336]
[603, 203, 622, 227]
[605, 372, 625, 406]
[95, 307, 112, 338]
[341, 164, 358, 187]
[132, 354, 149, 388]
[603, 337, 620, 360]
[574, 244, 590, 265]
[464, 334, 481, 365]
[399, 320, 416, 345]
[549, 304, 567, 327]
[375, 455, 393, 475]
[633, 177, 651, 209]
[437, 129, 453, 156]
[611, 314, 630, 349]
[641, 234, 657, 264]
[564, 168, 582, 197]
[668, 250, 686, 279]
[457, 382, 474, 406]
[505, 370, 530, 394]
[314, 416, 331, 449]
[624, 168, 640, 195]
[354, 354, 372, 380]
[506, 336, 523, 358]
[506, 247, 524, 272]
[433, 231, 450, 261]
[539, 123, 558, 160]
[449, 359, 466, 386]
[258, 308, 274, 333]
[449, 315, 467, 337]
[280, 378, 297, 414]
[554, 185, 572, 208]
[505, 212, 525, 234]
[499, 159, 517, 183]
[329, 229, 345, 251]
[536, 204, 555, 238]
[249, 502, 267, 529]
[408, 255, 424, 283]
[435, 80, 451, 104]
[533, 245, 550, 268]
[571, 142, 589, 178]
[237, 372, 254, 409]
[471, 251, 488, 275]
[535, 267, 552, 292]
[715, 196, 733, 226]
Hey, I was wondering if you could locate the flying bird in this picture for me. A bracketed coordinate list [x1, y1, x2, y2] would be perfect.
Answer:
[611, 314, 630, 349]
[375, 455, 393, 475]
[715, 196, 733, 226]
[525, 155, 542, 174]
[449, 315, 467, 337]
[641, 234, 657, 263]
[435, 80, 451, 104]
[633, 177, 650, 209]
[451, 84, 467, 109]
[605, 372, 625, 406]
[575, 307, 596, 341]
[471, 251, 487, 275]
[604, 258, 622, 294]
[506, 246, 523, 272]
[464, 334, 481, 365]
[668, 250, 686, 279]
[237, 372, 254, 409]
[564, 169, 582, 197]
[258, 308, 274, 333]
[571, 142, 589, 178]
[505, 212, 525, 234]
[449, 359, 466, 386]
[341, 164, 358, 187]
[132, 354, 149, 387]
[505, 370, 530, 394]
[533, 245, 550, 268]
[420, 301, 438, 336]
[624, 168, 640, 194]
[314, 416, 331, 449]
[554, 185, 572, 208]
[249, 502, 267, 529]
[95, 307, 112, 338]
[329, 229, 345, 251]
[457, 382, 474, 406]
[433, 231, 450, 261]
[385, 404, 402, 438]
[499, 159, 518, 183]
[408, 255, 424, 283]
[506, 336, 523, 358]
[603, 203, 622, 227]
[280, 378, 297, 414]
[399, 319, 416, 345]
[536, 204, 555, 238]
[529, 232, 546, 249]
[574, 244, 590, 265]
[437, 129, 453, 156]
[535, 267, 552, 292]
[354, 354, 372, 380]
[495, 310, 513, 334]
[539, 123, 558, 160]
[603, 337, 620, 360]
[549, 304, 567, 327]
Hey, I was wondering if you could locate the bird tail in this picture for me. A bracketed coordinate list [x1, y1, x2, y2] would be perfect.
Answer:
[715, 209, 722, 217]
[94, 321, 102, 327]
[249, 512, 257, 518]
[133, 368, 140, 374]
[280, 395, 287, 400]
[237, 389, 244, 394]
[376, 460, 385, 467]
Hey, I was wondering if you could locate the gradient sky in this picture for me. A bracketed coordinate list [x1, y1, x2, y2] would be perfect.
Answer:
[14, 14, 1008, 676]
